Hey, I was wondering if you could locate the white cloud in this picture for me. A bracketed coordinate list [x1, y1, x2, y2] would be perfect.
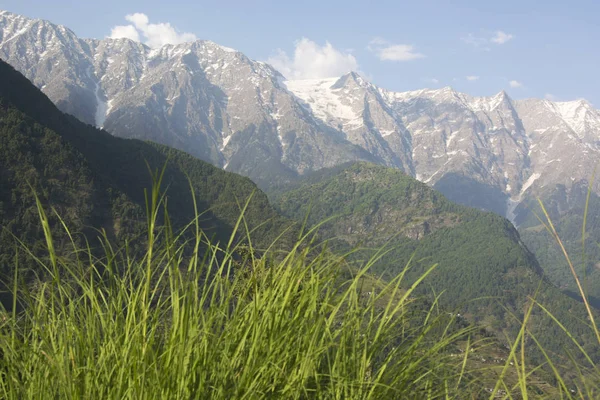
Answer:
[368, 37, 425, 61]
[509, 80, 523, 88]
[466, 75, 480, 81]
[267, 38, 358, 80]
[109, 25, 140, 42]
[424, 78, 439, 84]
[491, 31, 514, 44]
[545, 93, 558, 101]
[109, 13, 197, 48]
[462, 30, 514, 49]
[461, 34, 490, 50]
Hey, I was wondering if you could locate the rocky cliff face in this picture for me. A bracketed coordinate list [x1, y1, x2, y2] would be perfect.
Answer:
[289, 77, 600, 223]
[3, 9, 600, 222]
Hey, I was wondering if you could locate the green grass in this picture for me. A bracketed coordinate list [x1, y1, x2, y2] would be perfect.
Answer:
[0, 181, 598, 399]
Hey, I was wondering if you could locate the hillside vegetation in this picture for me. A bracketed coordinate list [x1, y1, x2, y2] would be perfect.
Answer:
[1, 58, 600, 397]
[269, 162, 600, 366]
[0, 59, 294, 288]
[518, 183, 600, 304]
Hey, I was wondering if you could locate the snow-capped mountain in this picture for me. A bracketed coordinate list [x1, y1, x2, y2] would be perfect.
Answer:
[379, 87, 600, 222]
[286, 73, 414, 174]
[2, 9, 600, 224]
[0, 10, 375, 187]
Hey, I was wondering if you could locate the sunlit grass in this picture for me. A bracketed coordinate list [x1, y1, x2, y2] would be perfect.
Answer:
[0, 173, 598, 398]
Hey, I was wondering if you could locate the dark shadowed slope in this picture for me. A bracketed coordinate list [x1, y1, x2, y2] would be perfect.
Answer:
[0, 58, 294, 282]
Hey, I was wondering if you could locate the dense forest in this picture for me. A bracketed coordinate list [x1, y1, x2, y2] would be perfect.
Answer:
[269, 162, 600, 365]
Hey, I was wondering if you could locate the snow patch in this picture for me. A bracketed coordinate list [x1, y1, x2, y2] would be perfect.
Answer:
[1, 24, 30, 46]
[548, 99, 600, 138]
[286, 78, 362, 128]
[520, 173, 541, 196]
[220, 134, 232, 151]
[446, 130, 459, 148]
[87, 65, 109, 128]
[506, 198, 520, 225]
[505, 173, 541, 226]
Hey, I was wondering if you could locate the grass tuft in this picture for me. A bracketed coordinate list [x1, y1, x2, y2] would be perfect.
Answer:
[0, 182, 598, 398]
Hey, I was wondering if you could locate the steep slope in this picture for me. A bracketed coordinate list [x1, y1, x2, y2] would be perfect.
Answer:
[382, 89, 600, 223]
[513, 98, 600, 202]
[0, 59, 294, 280]
[381, 87, 533, 219]
[0, 10, 375, 188]
[270, 162, 600, 364]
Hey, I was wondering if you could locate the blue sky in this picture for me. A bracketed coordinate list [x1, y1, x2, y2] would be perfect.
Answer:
[2, 0, 599, 104]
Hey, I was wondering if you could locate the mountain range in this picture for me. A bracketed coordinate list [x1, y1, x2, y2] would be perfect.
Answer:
[3, 9, 600, 294]
[3, 9, 600, 226]
[1, 56, 597, 370]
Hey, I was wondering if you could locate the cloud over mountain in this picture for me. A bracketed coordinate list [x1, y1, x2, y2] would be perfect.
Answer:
[267, 38, 358, 80]
[367, 37, 425, 61]
[109, 13, 197, 48]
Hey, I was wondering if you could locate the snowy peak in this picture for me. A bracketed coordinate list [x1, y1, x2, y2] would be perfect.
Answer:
[489, 90, 512, 109]
[286, 77, 363, 128]
[196, 40, 237, 55]
[463, 91, 518, 121]
[384, 86, 458, 104]
[383, 86, 516, 115]
[515, 97, 600, 141]
[0, 11, 77, 54]
[432, 86, 460, 100]
[147, 40, 240, 63]
[548, 99, 600, 137]
[285, 74, 413, 171]
[331, 71, 371, 90]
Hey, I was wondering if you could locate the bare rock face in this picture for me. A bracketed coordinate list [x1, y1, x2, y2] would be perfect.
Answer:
[3, 9, 600, 222]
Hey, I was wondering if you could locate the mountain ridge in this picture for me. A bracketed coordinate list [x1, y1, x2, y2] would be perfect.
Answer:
[2, 9, 600, 227]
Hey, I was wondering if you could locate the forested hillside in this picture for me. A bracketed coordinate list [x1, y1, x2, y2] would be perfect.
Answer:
[0, 59, 293, 285]
[270, 162, 600, 365]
